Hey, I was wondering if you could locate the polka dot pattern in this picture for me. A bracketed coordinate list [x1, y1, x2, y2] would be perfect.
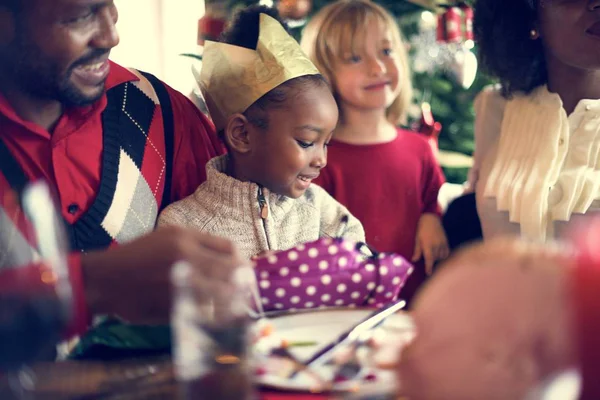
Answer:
[251, 237, 414, 313]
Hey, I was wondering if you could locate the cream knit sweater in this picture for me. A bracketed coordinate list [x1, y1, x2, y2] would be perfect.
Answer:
[469, 85, 600, 242]
[158, 155, 365, 260]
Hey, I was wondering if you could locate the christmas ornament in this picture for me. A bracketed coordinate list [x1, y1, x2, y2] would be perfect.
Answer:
[411, 11, 455, 75]
[197, 16, 226, 45]
[448, 45, 478, 89]
[436, 4, 474, 43]
[460, 4, 474, 41]
[277, 0, 312, 20]
[436, 7, 463, 43]
[198, 2, 228, 46]
[412, 5, 478, 88]
[413, 102, 442, 157]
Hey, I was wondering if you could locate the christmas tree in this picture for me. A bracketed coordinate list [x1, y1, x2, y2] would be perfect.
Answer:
[209, 0, 495, 183]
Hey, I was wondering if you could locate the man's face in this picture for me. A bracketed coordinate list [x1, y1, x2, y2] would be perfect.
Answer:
[0, 0, 119, 106]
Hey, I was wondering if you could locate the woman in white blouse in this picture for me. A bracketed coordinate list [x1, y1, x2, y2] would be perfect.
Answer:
[467, 0, 600, 242]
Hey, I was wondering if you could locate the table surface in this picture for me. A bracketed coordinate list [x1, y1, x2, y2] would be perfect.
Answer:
[0, 356, 333, 400]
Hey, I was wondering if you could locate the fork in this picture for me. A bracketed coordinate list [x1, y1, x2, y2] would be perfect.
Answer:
[333, 326, 383, 382]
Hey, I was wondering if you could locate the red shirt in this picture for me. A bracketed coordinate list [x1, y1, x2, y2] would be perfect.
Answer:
[0, 62, 222, 222]
[0, 61, 224, 335]
[314, 129, 445, 302]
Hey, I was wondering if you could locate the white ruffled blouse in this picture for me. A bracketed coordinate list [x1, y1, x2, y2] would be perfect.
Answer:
[468, 85, 600, 242]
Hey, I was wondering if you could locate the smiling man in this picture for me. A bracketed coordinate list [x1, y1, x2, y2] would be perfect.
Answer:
[0, 0, 239, 345]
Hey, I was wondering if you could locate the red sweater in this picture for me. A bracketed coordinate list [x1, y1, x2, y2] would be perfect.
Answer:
[0, 62, 224, 336]
[315, 128, 445, 302]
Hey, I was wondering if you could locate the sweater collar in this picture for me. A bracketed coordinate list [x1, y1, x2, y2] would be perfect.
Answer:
[199, 155, 289, 214]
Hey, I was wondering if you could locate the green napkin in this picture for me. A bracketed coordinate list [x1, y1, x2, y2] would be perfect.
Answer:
[68, 317, 171, 360]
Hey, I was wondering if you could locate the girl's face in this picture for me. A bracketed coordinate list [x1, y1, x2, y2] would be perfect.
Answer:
[331, 21, 402, 114]
[246, 83, 338, 199]
[538, 0, 600, 72]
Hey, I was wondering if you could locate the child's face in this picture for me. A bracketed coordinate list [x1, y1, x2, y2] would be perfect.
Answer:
[331, 22, 402, 113]
[538, 0, 600, 73]
[246, 83, 338, 199]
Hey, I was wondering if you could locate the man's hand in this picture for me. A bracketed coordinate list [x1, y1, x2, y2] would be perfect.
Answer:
[412, 213, 449, 275]
[81, 226, 244, 324]
[398, 238, 576, 400]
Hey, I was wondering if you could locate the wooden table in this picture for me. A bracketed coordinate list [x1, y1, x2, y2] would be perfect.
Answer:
[0, 356, 332, 400]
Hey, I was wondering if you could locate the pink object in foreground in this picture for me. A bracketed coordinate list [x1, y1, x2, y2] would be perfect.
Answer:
[253, 238, 414, 313]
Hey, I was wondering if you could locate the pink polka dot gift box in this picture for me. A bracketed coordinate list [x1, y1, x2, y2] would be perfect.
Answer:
[252, 237, 414, 313]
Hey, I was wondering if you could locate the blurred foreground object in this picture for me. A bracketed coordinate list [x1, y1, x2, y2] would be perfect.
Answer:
[397, 237, 578, 399]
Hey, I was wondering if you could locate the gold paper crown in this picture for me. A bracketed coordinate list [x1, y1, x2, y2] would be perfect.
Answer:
[196, 13, 320, 131]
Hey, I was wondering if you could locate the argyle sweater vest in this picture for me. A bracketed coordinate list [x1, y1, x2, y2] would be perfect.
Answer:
[0, 72, 174, 269]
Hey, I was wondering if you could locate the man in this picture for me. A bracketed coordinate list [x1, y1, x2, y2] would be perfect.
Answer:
[0, 0, 238, 339]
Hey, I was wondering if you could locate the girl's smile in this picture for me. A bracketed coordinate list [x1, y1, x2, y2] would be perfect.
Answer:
[364, 81, 392, 91]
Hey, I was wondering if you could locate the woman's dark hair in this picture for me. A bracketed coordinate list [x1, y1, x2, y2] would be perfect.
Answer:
[474, 0, 547, 97]
[219, 5, 328, 132]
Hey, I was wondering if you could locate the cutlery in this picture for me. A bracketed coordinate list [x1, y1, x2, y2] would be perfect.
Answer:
[291, 299, 406, 377]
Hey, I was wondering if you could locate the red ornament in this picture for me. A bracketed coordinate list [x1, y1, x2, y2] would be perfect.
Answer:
[277, 0, 312, 20]
[436, 5, 475, 44]
[460, 4, 474, 41]
[197, 15, 226, 46]
[437, 7, 463, 43]
[414, 102, 442, 156]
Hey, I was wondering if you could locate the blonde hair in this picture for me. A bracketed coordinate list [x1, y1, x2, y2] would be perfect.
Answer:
[301, 0, 413, 125]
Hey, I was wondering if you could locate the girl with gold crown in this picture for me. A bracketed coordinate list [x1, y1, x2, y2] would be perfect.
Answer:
[158, 6, 365, 261]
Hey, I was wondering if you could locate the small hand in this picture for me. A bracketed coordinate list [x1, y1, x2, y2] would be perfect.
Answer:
[412, 213, 450, 275]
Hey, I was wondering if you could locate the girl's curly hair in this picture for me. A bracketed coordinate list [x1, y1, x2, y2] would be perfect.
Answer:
[474, 0, 547, 97]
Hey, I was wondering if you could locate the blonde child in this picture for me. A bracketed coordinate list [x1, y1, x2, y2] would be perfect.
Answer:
[301, 0, 448, 301]
[158, 6, 364, 260]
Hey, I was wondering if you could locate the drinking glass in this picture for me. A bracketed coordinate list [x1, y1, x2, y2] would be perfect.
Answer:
[0, 181, 74, 398]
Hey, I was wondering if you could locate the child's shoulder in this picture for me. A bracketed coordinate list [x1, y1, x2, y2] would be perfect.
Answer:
[159, 193, 198, 225]
[474, 84, 507, 117]
[158, 185, 213, 226]
[396, 128, 434, 153]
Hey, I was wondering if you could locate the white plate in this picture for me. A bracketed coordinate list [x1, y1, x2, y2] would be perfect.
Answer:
[253, 308, 414, 393]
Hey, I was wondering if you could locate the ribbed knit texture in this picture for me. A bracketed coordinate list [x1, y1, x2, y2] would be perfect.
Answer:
[158, 155, 365, 260]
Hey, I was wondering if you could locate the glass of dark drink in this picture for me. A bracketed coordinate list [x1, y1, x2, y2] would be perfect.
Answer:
[171, 262, 257, 400]
[0, 182, 73, 398]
